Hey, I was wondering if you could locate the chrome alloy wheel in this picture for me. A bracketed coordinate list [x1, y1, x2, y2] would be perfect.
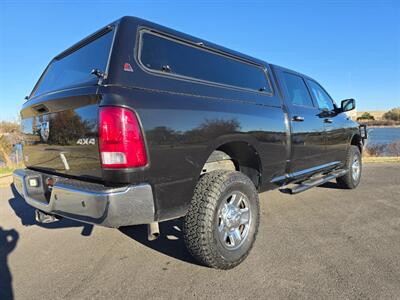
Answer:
[216, 191, 251, 250]
[352, 155, 361, 182]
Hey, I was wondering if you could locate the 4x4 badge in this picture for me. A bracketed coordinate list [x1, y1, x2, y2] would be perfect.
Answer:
[76, 138, 95, 145]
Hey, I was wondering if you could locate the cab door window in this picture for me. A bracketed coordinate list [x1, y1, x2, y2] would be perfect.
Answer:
[282, 72, 314, 107]
[306, 80, 334, 111]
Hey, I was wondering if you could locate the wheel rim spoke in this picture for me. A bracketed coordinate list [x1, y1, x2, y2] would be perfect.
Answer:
[239, 208, 250, 225]
[229, 228, 242, 246]
[222, 229, 228, 242]
[230, 193, 242, 207]
[218, 218, 225, 232]
[352, 156, 360, 181]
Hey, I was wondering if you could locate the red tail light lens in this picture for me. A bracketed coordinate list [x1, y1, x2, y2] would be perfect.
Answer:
[99, 107, 147, 168]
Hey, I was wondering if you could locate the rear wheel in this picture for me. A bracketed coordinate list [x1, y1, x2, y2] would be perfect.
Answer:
[337, 145, 362, 189]
[183, 170, 260, 269]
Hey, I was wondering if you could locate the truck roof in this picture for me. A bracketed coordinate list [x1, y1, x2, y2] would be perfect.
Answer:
[123, 16, 317, 82]
[52, 16, 322, 85]
[122, 16, 270, 67]
[55, 16, 270, 69]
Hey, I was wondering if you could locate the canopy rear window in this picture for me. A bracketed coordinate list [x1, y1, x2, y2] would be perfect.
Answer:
[32, 29, 114, 97]
[139, 30, 271, 93]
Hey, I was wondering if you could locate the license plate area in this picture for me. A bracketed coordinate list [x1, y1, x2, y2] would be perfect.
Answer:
[24, 174, 56, 204]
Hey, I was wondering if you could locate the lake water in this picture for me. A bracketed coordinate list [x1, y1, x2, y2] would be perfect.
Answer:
[367, 127, 400, 145]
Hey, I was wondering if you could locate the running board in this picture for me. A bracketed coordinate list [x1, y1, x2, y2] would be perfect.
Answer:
[281, 169, 348, 195]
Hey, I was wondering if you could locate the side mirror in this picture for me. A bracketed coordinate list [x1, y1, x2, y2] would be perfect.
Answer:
[340, 98, 355, 112]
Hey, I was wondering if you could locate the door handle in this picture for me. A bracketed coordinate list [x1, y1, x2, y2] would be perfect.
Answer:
[324, 118, 333, 123]
[292, 116, 304, 122]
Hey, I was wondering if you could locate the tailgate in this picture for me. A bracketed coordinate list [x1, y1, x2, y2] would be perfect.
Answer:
[21, 92, 102, 180]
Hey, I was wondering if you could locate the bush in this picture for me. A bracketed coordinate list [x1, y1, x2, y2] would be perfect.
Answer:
[357, 112, 374, 121]
[357, 119, 400, 126]
[387, 140, 400, 157]
[0, 121, 22, 167]
[365, 143, 386, 156]
[365, 140, 400, 157]
[383, 107, 400, 121]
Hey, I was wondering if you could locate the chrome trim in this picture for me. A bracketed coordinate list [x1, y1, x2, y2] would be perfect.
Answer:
[12, 169, 155, 227]
[271, 161, 341, 184]
[288, 161, 341, 178]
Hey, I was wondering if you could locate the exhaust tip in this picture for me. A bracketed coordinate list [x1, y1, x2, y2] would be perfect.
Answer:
[149, 232, 160, 241]
[35, 209, 59, 224]
[148, 222, 160, 241]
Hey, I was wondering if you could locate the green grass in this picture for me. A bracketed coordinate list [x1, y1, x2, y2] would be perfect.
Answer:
[0, 164, 24, 176]
[0, 166, 14, 176]
[363, 156, 400, 163]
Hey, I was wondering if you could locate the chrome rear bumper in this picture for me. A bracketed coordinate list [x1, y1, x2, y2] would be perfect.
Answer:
[13, 169, 155, 228]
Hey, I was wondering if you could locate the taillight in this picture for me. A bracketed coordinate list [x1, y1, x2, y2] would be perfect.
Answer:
[99, 106, 147, 168]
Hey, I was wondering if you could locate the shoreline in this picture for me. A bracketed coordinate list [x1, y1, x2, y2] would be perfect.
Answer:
[366, 125, 400, 128]
[363, 156, 400, 163]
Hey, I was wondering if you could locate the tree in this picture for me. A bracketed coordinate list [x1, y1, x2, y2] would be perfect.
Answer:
[46, 111, 92, 145]
[357, 112, 374, 121]
[186, 118, 241, 143]
[146, 126, 180, 145]
[383, 107, 400, 121]
[0, 121, 22, 167]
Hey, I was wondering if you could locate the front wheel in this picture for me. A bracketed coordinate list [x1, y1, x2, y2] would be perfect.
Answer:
[183, 170, 260, 269]
[337, 145, 362, 189]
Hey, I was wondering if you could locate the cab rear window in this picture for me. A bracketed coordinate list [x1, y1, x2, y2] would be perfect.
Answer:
[32, 30, 114, 97]
[139, 30, 271, 93]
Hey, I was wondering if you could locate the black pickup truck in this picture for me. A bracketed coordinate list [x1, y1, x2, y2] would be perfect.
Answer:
[13, 16, 367, 269]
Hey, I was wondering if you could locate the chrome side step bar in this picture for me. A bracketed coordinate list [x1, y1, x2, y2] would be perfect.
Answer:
[281, 169, 348, 195]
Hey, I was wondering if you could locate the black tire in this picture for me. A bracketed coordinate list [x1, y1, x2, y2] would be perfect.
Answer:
[183, 170, 260, 269]
[336, 145, 362, 189]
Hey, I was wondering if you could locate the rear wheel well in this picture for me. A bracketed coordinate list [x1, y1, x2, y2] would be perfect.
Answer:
[201, 142, 262, 188]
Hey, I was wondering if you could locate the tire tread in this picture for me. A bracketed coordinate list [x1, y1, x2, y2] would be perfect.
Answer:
[336, 145, 361, 189]
[183, 170, 259, 269]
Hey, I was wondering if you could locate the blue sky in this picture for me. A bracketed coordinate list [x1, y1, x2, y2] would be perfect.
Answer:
[0, 0, 399, 121]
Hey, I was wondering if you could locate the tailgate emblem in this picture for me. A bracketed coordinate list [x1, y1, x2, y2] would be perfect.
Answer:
[40, 121, 49, 142]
